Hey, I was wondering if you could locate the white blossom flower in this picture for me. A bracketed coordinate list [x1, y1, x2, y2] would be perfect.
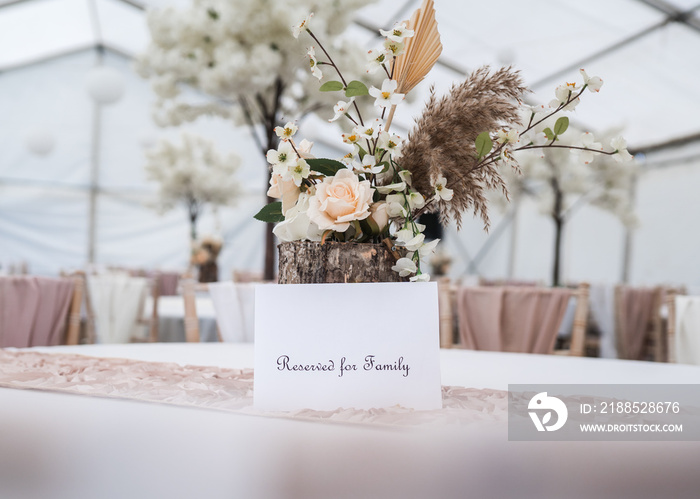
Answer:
[578, 132, 603, 165]
[289, 158, 311, 186]
[329, 98, 355, 122]
[342, 130, 362, 145]
[292, 13, 314, 39]
[380, 22, 415, 42]
[391, 257, 417, 277]
[353, 154, 383, 174]
[407, 190, 425, 210]
[365, 48, 389, 74]
[307, 46, 322, 80]
[496, 128, 520, 145]
[395, 229, 425, 251]
[357, 119, 382, 140]
[610, 136, 633, 162]
[417, 238, 440, 259]
[410, 273, 431, 282]
[369, 79, 405, 108]
[549, 82, 579, 110]
[386, 193, 407, 217]
[398, 170, 413, 186]
[266, 141, 297, 169]
[377, 131, 403, 156]
[433, 175, 453, 201]
[376, 181, 406, 194]
[274, 122, 298, 140]
[580, 69, 603, 92]
[383, 39, 405, 57]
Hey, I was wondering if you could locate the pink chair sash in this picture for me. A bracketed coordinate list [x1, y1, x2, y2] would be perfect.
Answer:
[0, 276, 74, 347]
[617, 287, 656, 360]
[457, 286, 573, 354]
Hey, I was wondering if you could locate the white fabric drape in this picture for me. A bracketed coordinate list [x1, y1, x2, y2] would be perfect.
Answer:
[208, 282, 256, 343]
[589, 284, 617, 359]
[87, 273, 148, 343]
[674, 296, 700, 365]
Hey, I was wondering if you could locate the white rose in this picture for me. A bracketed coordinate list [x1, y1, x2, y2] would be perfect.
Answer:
[267, 173, 300, 215]
[307, 169, 374, 232]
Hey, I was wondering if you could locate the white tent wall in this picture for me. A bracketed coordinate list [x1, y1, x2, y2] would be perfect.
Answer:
[0, 48, 272, 278]
[630, 160, 700, 286]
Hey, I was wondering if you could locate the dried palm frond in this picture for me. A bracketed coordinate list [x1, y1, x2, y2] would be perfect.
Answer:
[385, 0, 442, 131]
[393, 0, 442, 95]
[399, 66, 527, 230]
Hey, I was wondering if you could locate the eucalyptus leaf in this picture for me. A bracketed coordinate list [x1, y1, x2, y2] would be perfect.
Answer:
[319, 81, 343, 92]
[306, 158, 346, 177]
[553, 116, 569, 135]
[345, 80, 369, 97]
[253, 202, 284, 223]
[475, 131, 493, 160]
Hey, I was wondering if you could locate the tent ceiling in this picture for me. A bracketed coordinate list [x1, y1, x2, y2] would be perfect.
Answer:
[2, 0, 700, 153]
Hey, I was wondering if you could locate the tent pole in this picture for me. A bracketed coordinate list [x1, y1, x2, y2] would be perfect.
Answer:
[621, 171, 638, 284]
[87, 98, 102, 265]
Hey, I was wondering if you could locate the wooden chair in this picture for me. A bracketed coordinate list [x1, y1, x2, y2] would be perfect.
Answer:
[455, 282, 589, 355]
[64, 273, 85, 345]
[614, 285, 667, 362]
[437, 277, 455, 348]
[553, 282, 590, 357]
[181, 276, 201, 343]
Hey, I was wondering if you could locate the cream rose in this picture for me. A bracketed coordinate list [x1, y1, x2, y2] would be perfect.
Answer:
[267, 173, 300, 215]
[368, 201, 389, 231]
[307, 169, 374, 232]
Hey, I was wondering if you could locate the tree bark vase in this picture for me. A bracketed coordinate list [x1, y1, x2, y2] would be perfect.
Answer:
[278, 241, 404, 284]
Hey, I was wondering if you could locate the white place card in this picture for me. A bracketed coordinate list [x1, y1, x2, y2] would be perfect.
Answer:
[254, 282, 442, 411]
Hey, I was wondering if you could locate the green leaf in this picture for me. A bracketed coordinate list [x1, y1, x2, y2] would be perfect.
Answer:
[345, 80, 369, 97]
[543, 127, 555, 141]
[475, 131, 493, 160]
[553, 116, 569, 136]
[319, 81, 344, 92]
[207, 8, 219, 20]
[254, 202, 284, 223]
[360, 217, 381, 237]
[306, 158, 346, 177]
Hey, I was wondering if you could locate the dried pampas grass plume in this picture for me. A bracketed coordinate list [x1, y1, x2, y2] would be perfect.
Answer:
[399, 66, 528, 229]
[385, 0, 442, 131]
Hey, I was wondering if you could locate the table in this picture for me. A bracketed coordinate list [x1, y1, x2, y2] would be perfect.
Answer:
[2, 344, 700, 499]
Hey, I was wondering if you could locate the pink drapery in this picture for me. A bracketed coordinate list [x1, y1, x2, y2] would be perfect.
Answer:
[457, 286, 573, 354]
[617, 287, 657, 361]
[0, 276, 74, 347]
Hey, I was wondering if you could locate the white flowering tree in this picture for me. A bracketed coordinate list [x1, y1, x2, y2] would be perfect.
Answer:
[136, 0, 376, 280]
[144, 132, 241, 244]
[494, 123, 636, 286]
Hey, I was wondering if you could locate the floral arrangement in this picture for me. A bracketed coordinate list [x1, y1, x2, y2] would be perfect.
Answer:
[191, 235, 223, 283]
[255, 0, 633, 282]
[144, 132, 241, 243]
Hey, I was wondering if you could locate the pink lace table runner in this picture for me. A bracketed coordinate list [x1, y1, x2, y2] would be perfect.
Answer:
[0, 349, 507, 427]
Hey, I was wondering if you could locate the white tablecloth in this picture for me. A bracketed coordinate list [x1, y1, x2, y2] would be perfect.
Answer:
[2, 344, 700, 499]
